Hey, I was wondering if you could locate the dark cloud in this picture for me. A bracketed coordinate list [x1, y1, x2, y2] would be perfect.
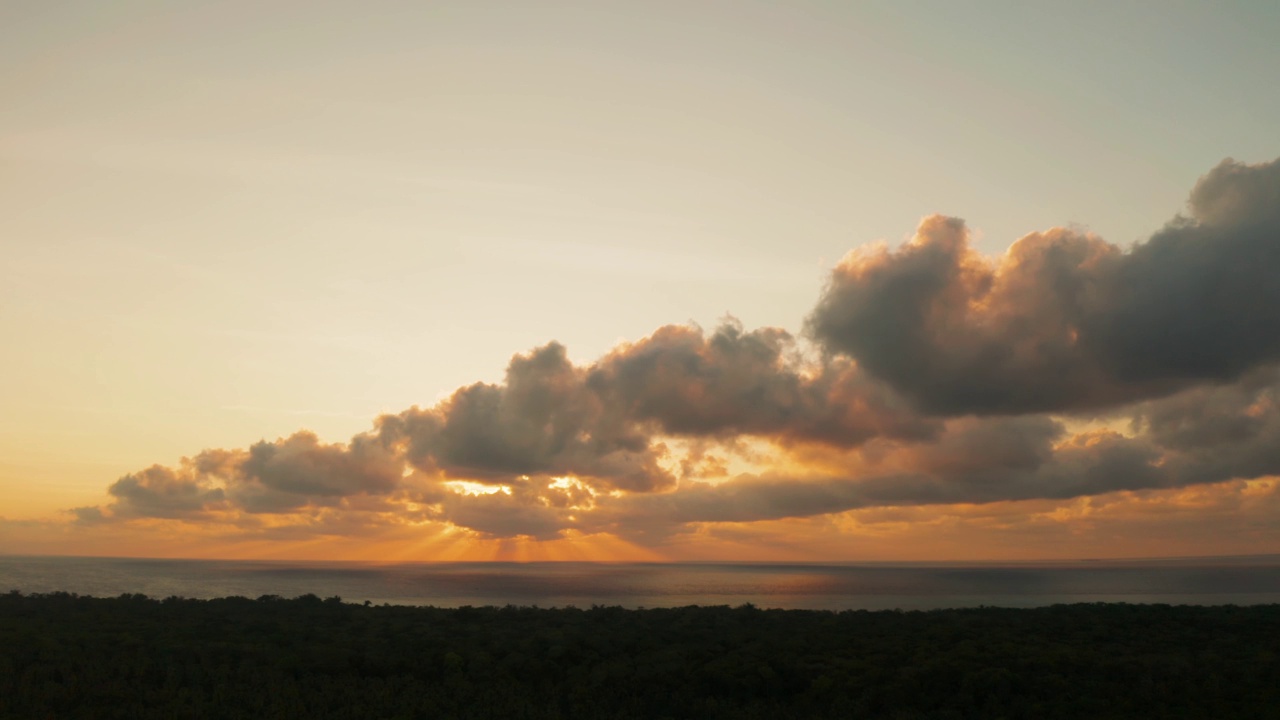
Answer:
[377, 342, 674, 493]
[443, 491, 568, 541]
[808, 158, 1280, 415]
[869, 418, 1168, 503]
[1134, 368, 1280, 488]
[584, 417, 1168, 538]
[588, 320, 938, 447]
[96, 432, 410, 520]
[902, 416, 1062, 478]
[228, 432, 403, 513]
[1132, 367, 1279, 451]
[69, 505, 107, 525]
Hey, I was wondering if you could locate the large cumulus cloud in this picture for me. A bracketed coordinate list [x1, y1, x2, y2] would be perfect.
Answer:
[808, 158, 1280, 415]
[74, 156, 1280, 546]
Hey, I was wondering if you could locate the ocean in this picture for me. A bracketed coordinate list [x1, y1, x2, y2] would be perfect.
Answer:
[3, 554, 1280, 610]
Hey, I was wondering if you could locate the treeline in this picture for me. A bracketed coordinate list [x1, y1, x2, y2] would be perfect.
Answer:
[2, 591, 1279, 719]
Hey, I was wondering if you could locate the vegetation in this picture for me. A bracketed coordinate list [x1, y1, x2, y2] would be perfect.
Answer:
[2, 591, 1279, 718]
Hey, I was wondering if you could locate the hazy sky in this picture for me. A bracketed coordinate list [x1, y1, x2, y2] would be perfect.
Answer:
[3, 1, 1280, 561]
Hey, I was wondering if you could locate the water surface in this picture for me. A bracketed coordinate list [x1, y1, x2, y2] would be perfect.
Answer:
[4, 554, 1280, 610]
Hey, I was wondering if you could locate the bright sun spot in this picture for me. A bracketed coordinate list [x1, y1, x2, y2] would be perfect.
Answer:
[549, 476, 589, 492]
[445, 480, 507, 496]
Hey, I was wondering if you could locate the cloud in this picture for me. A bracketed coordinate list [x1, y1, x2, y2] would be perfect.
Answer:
[69, 505, 107, 524]
[444, 490, 568, 541]
[676, 478, 1280, 562]
[1133, 367, 1279, 450]
[1134, 367, 1280, 488]
[584, 373, 1280, 537]
[63, 155, 1280, 555]
[807, 158, 1280, 415]
[376, 341, 675, 493]
[105, 463, 226, 519]
[229, 431, 403, 513]
[81, 319, 940, 536]
[587, 320, 938, 447]
[583, 417, 1172, 539]
[94, 431, 409, 520]
[372, 320, 937, 496]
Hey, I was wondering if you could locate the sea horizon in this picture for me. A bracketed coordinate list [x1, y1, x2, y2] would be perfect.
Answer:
[7, 550, 1280, 565]
[6, 552, 1280, 612]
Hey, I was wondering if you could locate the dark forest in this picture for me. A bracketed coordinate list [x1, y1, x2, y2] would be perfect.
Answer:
[3, 592, 1279, 719]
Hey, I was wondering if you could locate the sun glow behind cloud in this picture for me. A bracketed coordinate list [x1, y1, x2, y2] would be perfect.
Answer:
[445, 481, 507, 497]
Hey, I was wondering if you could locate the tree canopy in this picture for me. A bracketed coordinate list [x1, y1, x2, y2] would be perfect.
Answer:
[3, 591, 1278, 719]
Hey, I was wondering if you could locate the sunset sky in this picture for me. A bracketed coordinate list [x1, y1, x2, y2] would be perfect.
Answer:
[4, 1, 1280, 561]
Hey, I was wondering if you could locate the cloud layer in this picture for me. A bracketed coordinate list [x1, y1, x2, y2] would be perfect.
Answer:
[70, 157, 1280, 555]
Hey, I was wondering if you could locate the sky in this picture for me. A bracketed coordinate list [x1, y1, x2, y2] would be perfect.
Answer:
[3, 0, 1280, 561]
